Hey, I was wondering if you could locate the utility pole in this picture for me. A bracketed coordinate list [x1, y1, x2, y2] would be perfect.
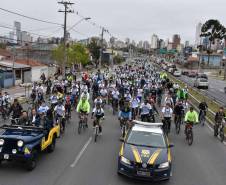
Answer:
[58, 1, 74, 78]
[99, 27, 107, 68]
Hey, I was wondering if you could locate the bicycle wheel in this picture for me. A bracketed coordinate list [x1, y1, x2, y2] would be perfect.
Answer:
[94, 127, 98, 142]
[220, 129, 224, 142]
[176, 120, 181, 135]
[78, 121, 82, 134]
[122, 125, 126, 138]
[187, 130, 193, 146]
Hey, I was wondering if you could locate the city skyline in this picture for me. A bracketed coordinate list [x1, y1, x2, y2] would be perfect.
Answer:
[0, 0, 226, 43]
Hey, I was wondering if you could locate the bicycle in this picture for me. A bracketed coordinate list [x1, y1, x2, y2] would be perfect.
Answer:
[112, 99, 118, 115]
[214, 120, 225, 142]
[56, 116, 65, 134]
[93, 117, 103, 142]
[120, 118, 130, 138]
[199, 110, 206, 126]
[162, 117, 171, 136]
[185, 122, 193, 146]
[175, 114, 183, 134]
[157, 95, 162, 107]
[78, 113, 87, 134]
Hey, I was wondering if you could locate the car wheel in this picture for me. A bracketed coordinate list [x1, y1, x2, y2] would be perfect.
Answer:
[26, 150, 37, 171]
[47, 136, 56, 153]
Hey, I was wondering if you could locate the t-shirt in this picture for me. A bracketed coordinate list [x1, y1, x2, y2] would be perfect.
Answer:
[162, 107, 173, 118]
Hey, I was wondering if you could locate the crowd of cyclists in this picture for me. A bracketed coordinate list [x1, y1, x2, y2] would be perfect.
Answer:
[0, 57, 225, 143]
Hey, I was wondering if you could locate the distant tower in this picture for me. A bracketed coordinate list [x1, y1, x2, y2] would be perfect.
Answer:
[195, 22, 202, 47]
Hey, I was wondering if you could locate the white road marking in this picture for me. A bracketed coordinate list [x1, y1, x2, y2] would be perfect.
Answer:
[70, 137, 92, 168]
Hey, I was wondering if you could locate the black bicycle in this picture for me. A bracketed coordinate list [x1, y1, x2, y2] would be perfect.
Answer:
[199, 110, 206, 126]
[214, 120, 225, 142]
[175, 114, 183, 134]
[163, 117, 171, 136]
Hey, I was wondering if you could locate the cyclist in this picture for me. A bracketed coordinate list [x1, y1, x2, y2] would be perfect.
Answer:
[54, 100, 66, 131]
[214, 107, 225, 136]
[76, 95, 90, 128]
[91, 102, 105, 135]
[161, 103, 173, 133]
[139, 99, 152, 122]
[131, 94, 140, 120]
[94, 96, 103, 108]
[38, 100, 49, 114]
[100, 87, 108, 105]
[50, 92, 58, 108]
[8, 98, 23, 121]
[174, 99, 185, 125]
[198, 101, 208, 122]
[184, 107, 198, 136]
[118, 100, 132, 138]
[65, 93, 72, 118]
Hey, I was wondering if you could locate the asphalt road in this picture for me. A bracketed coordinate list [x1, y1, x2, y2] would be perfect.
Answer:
[1, 102, 226, 185]
[178, 75, 226, 107]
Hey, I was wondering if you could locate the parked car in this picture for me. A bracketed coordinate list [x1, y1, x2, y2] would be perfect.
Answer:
[188, 71, 197, 78]
[197, 73, 208, 79]
[182, 70, 189, 76]
[194, 77, 209, 89]
[224, 87, 226, 93]
[173, 70, 182, 77]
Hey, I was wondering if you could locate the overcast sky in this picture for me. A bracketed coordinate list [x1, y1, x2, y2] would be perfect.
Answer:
[0, 0, 226, 44]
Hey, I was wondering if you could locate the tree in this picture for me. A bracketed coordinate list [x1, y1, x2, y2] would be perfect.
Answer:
[87, 38, 101, 67]
[0, 43, 6, 49]
[113, 55, 124, 64]
[200, 19, 226, 66]
[52, 43, 89, 68]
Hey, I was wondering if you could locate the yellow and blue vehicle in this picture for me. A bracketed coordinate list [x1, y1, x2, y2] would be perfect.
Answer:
[0, 124, 60, 171]
[118, 121, 174, 181]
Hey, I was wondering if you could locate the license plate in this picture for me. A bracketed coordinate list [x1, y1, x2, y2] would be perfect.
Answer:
[4, 154, 9, 160]
[137, 171, 150, 176]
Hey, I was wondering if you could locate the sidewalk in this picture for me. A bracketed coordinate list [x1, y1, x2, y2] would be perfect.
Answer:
[1, 86, 27, 99]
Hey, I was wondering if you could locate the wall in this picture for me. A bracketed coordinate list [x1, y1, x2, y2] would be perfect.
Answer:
[31, 66, 48, 82]
[200, 55, 222, 66]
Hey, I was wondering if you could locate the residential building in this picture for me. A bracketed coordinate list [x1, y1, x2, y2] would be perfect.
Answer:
[21, 31, 32, 46]
[195, 22, 202, 47]
[151, 34, 158, 49]
[138, 41, 143, 48]
[158, 39, 165, 49]
[172, 34, 181, 49]
[185, 41, 190, 47]
[14, 21, 21, 43]
[143, 41, 150, 50]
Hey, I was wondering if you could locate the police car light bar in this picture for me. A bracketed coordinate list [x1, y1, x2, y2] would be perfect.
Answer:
[132, 120, 163, 127]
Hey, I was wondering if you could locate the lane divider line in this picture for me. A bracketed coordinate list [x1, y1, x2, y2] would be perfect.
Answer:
[70, 137, 92, 168]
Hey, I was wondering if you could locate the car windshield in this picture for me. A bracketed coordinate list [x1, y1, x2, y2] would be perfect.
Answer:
[126, 130, 166, 148]
[200, 78, 208, 82]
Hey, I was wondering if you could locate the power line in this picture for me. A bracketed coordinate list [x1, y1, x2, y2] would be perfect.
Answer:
[0, 7, 62, 26]
[0, 24, 59, 39]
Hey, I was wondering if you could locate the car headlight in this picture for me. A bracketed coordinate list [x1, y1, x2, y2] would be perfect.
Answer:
[158, 162, 169, 169]
[17, 140, 24, 147]
[0, 139, 4, 146]
[121, 156, 131, 165]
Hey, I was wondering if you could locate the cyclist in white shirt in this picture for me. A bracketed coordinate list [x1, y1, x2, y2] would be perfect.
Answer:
[139, 99, 152, 121]
[161, 103, 173, 132]
[38, 101, 49, 114]
[131, 95, 140, 120]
